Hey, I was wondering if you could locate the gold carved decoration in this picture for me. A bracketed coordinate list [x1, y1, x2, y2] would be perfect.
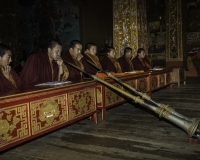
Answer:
[96, 87, 102, 104]
[152, 76, 158, 90]
[159, 74, 165, 86]
[165, 0, 184, 61]
[39, 100, 60, 126]
[186, 32, 200, 45]
[30, 95, 67, 135]
[126, 79, 136, 88]
[0, 114, 20, 142]
[68, 88, 96, 120]
[137, 78, 148, 92]
[137, 0, 148, 54]
[113, 0, 148, 58]
[105, 83, 124, 106]
[0, 104, 30, 147]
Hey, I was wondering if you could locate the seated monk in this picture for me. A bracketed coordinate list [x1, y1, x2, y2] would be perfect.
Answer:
[100, 47, 122, 73]
[20, 39, 69, 86]
[62, 40, 85, 81]
[132, 48, 152, 71]
[82, 42, 102, 75]
[118, 47, 134, 72]
[0, 43, 21, 92]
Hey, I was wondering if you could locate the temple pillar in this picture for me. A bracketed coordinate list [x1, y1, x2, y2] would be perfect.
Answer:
[113, 0, 148, 58]
[165, 0, 186, 67]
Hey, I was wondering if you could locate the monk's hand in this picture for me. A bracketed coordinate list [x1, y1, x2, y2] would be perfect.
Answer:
[77, 54, 83, 61]
[56, 56, 63, 66]
[1, 65, 11, 79]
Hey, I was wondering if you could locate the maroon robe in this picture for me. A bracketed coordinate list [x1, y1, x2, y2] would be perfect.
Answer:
[0, 68, 21, 92]
[20, 51, 61, 86]
[118, 55, 133, 72]
[82, 53, 101, 75]
[143, 57, 152, 66]
[62, 51, 82, 81]
[101, 55, 117, 72]
[132, 56, 152, 71]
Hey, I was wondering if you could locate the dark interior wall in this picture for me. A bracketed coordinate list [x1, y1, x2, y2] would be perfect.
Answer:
[18, 0, 113, 56]
[81, 0, 113, 52]
[19, 0, 80, 56]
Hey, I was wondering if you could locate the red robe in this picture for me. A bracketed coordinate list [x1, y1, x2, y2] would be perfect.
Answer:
[82, 52, 102, 75]
[100, 55, 122, 73]
[20, 51, 64, 86]
[132, 56, 152, 71]
[0, 68, 21, 92]
[62, 51, 83, 81]
[118, 55, 134, 72]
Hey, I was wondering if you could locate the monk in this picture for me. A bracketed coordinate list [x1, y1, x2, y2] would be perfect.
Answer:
[20, 39, 69, 86]
[100, 47, 122, 73]
[82, 42, 102, 75]
[62, 40, 85, 81]
[132, 48, 152, 71]
[0, 43, 21, 92]
[118, 47, 134, 72]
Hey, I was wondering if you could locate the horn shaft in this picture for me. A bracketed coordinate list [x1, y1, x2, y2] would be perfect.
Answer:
[92, 75, 200, 137]
[85, 59, 191, 121]
[64, 60, 200, 138]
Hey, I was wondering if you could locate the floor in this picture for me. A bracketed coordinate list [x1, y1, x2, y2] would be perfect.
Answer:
[1, 77, 200, 160]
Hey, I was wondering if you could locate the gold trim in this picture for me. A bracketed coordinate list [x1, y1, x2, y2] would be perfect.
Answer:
[166, 0, 183, 61]
[30, 95, 67, 135]
[67, 88, 96, 120]
[0, 103, 31, 147]
[0, 80, 96, 101]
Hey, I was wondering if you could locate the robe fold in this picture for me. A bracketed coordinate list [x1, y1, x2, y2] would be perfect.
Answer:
[0, 68, 21, 92]
[100, 55, 122, 73]
[62, 51, 83, 81]
[82, 52, 102, 75]
[132, 56, 152, 71]
[118, 55, 134, 72]
[20, 51, 67, 86]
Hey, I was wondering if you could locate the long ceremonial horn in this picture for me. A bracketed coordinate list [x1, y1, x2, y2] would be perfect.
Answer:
[63, 60, 200, 138]
[84, 59, 191, 121]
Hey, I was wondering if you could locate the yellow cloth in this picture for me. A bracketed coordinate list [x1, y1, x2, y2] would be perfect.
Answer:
[9, 74, 17, 88]
[125, 56, 134, 71]
[69, 50, 84, 78]
[85, 52, 102, 69]
[108, 55, 122, 73]
[61, 64, 69, 81]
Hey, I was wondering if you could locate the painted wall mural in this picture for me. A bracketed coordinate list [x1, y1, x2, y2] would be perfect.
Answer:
[19, 0, 80, 57]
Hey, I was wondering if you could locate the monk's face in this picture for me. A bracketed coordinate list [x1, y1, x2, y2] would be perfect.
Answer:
[0, 50, 12, 67]
[87, 46, 97, 56]
[108, 49, 115, 58]
[138, 50, 145, 58]
[71, 44, 82, 58]
[126, 51, 132, 59]
[48, 44, 62, 61]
